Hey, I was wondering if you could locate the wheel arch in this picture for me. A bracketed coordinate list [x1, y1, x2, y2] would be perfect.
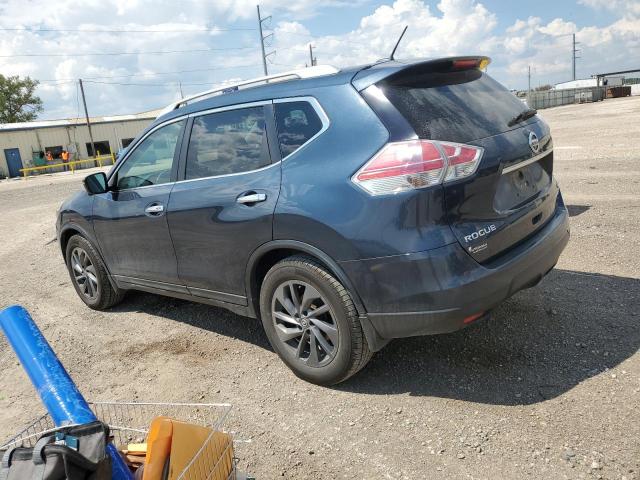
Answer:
[59, 223, 96, 258]
[59, 223, 120, 292]
[246, 240, 388, 352]
[245, 240, 367, 319]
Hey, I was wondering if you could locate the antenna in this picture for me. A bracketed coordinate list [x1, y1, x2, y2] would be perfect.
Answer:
[389, 25, 408, 61]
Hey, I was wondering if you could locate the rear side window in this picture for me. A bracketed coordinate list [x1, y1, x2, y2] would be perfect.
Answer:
[382, 71, 531, 143]
[186, 106, 270, 180]
[275, 101, 323, 158]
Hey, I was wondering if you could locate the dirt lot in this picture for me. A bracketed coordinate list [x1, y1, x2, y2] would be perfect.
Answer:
[1, 96, 639, 479]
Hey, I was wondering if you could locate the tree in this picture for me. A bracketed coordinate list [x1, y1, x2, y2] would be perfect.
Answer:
[0, 75, 43, 123]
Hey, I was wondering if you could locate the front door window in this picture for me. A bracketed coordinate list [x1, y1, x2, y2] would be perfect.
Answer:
[114, 120, 184, 189]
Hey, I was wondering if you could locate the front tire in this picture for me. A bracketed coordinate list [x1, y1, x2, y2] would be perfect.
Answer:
[65, 235, 124, 310]
[259, 256, 372, 385]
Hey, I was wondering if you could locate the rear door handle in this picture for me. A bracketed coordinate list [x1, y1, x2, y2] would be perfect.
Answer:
[144, 203, 164, 216]
[237, 193, 267, 205]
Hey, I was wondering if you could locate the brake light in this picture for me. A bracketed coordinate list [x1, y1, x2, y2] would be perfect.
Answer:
[353, 140, 483, 196]
[452, 59, 480, 70]
[451, 57, 491, 71]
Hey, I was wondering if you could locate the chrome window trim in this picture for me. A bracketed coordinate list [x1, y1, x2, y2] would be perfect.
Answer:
[112, 97, 331, 189]
[174, 161, 280, 186]
[273, 96, 330, 161]
[501, 148, 553, 175]
[173, 97, 330, 185]
[107, 116, 187, 190]
[187, 100, 272, 119]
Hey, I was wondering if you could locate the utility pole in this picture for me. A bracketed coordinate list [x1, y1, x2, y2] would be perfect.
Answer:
[257, 5, 274, 76]
[78, 79, 96, 159]
[308, 44, 316, 67]
[572, 33, 581, 81]
[528, 65, 531, 95]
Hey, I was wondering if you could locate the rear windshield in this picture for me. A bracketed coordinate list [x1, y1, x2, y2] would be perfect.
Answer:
[382, 70, 532, 143]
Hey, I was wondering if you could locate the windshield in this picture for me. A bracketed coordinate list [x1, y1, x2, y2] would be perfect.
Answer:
[382, 70, 534, 143]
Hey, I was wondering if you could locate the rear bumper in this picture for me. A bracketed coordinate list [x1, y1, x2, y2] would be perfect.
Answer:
[340, 201, 570, 340]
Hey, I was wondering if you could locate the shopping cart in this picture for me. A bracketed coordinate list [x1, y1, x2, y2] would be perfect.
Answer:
[0, 401, 239, 480]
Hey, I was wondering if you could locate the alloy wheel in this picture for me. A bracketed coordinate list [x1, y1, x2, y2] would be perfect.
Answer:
[271, 280, 339, 367]
[70, 247, 99, 300]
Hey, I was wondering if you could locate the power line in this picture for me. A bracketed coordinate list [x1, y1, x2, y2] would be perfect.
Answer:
[0, 27, 256, 33]
[37, 64, 260, 83]
[0, 45, 257, 58]
[82, 80, 218, 87]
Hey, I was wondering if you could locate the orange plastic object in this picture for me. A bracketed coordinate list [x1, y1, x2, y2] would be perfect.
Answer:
[142, 416, 234, 480]
[170, 428, 234, 480]
[168, 421, 216, 480]
[142, 417, 173, 480]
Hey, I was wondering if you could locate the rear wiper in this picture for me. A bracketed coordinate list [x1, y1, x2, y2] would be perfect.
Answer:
[508, 108, 537, 127]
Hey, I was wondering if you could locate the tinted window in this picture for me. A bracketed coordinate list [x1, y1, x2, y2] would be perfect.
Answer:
[275, 101, 323, 157]
[115, 120, 184, 189]
[383, 71, 532, 143]
[186, 107, 269, 180]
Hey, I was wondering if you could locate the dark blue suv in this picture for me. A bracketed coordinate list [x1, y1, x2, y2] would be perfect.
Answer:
[57, 57, 569, 385]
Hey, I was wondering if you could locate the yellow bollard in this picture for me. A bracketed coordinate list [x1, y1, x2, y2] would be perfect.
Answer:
[97, 150, 103, 167]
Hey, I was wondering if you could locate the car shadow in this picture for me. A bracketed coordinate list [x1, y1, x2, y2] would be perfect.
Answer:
[108, 292, 271, 350]
[108, 269, 639, 406]
[338, 269, 640, 404]
[566, 204, 591, 217]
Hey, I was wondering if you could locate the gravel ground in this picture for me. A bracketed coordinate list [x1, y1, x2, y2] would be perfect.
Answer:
[0, 96, 639, 479]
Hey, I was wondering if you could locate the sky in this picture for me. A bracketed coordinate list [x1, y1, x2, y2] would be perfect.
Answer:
[1, 0, 639, 120]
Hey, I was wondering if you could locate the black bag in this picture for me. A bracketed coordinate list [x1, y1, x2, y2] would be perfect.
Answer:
[0, 421, 112, 480]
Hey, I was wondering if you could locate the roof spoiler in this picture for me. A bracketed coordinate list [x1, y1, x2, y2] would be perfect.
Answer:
[351, 56, 491, 91]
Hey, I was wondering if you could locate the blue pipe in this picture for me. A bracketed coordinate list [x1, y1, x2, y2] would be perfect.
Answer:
[0, 305, 133, 480]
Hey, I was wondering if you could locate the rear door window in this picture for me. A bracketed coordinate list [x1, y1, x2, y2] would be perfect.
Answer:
[382, 71, 532, 143]
[185, 106, 270, 180]
[274, 101, 323, 158]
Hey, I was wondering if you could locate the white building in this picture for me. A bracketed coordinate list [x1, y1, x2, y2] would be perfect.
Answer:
[555, 77, 624, 90]
[0, 110, 159, 178]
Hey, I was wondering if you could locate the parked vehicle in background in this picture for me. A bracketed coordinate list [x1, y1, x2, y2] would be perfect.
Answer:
[57, 57, 569, 385]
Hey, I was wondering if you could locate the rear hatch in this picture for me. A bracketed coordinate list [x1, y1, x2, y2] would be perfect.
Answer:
[363, 58, 558, 263]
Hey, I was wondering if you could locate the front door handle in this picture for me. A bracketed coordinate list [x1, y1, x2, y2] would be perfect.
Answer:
[144, 203, 164, 216]
[237, 193, 267, 205]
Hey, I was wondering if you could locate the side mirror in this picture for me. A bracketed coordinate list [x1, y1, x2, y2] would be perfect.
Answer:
[83, 172, 108, 195]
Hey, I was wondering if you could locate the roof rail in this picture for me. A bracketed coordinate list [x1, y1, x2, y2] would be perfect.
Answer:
[156, 65, 339, 118]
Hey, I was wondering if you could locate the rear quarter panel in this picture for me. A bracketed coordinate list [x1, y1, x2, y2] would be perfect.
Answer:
[274, 84, 457, 261]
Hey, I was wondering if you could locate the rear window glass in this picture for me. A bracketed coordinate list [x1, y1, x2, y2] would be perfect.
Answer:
[382, 71, 532, 143]
[275, 101, 323, 158]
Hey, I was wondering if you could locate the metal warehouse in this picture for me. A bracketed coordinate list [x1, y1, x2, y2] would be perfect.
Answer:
[0, 110, 159, 178]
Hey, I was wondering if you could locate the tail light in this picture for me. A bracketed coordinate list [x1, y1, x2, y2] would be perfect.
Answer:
[352, 140, 483, 196]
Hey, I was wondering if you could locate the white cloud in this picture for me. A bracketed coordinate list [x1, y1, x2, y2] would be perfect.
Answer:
[270, 0, 639, 90]
[578, 0, 640, 17]
[0, 0, 639, 119]
[497, 12, 640, 85]
[272, 0, 498, 70]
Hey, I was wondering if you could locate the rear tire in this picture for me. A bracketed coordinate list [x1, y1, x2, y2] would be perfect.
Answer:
[65, 235, 125, 310]
[259, 255, 372, 385]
